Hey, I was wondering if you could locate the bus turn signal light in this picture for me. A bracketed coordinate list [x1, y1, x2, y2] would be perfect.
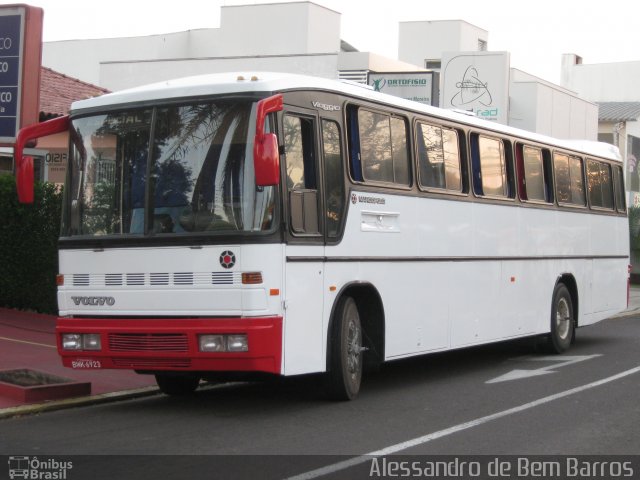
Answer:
[242, 272, 263, 284]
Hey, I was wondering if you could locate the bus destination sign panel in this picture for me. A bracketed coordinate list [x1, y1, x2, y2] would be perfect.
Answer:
[0, 8, 23, 142]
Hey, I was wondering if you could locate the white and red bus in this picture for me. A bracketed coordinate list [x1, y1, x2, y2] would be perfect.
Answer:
[15, 72, 629, 400]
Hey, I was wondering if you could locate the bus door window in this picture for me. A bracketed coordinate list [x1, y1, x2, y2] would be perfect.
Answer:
[321, 119, 345, 238]
[283, 113, 320, 235]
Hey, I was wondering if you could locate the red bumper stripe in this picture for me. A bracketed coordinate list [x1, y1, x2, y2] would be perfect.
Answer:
[56, 317, 283, 374]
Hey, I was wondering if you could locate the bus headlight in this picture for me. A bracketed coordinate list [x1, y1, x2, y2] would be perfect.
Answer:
[198, 334, 248, 352]
[226, 334, 248, 352]
[62, 334, 82, 350]
[82, 334, 102, 351]
[62, 333, 102, 351]
[199, 334, 225, 352]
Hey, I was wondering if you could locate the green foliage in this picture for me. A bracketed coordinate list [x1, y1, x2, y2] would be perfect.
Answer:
[629, 207, 640, 251]
[0, 174, 62, 314]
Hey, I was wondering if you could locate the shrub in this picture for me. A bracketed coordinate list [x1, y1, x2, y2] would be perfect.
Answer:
[0, 174, 62, 314]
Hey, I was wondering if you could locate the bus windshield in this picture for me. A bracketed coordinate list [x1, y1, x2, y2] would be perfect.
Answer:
[63, 99, 275, 237]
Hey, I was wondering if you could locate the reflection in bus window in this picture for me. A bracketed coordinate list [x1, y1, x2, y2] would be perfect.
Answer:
[587, 159, 614, 209]
[614, 165, 626, 212]
[284, 115, 316, 190]
[523, 146, 545, 202]
[554, 153, 586, 206]
[322, 120, 345, 238]
[478, 135, 507, 197]
[418, 123, 461, 192]
[357, 109, 410, 185]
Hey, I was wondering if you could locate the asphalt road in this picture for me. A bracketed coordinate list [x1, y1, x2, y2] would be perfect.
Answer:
[2, 315, 640, 480]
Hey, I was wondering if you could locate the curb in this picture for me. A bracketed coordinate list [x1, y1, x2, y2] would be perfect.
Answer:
[609, 309, 640, 319]
[0, 386, 159, 420]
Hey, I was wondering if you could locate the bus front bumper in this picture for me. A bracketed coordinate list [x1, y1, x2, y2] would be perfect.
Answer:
[56, 316, 283, 374]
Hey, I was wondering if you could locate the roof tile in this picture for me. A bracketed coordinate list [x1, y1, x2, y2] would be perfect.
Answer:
[40, 66, 110, 117]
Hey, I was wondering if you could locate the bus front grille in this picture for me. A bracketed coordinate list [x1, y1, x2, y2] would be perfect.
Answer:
[109, 333, 189, 353]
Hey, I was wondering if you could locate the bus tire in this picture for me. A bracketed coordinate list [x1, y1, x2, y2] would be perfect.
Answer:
[546, 283, 574, 354]
[155, 373, 200, 396]
[325, 296, 363, 401]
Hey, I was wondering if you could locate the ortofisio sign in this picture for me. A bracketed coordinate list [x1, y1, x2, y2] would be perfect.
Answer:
[368, 71, 439, 107]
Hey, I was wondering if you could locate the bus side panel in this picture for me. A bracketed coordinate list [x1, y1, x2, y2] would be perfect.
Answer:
[283, 245, 325, 375]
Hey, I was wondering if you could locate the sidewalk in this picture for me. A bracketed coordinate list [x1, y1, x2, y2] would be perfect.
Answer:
[0, 308, 156, 416]
[2, 287, 640, 417]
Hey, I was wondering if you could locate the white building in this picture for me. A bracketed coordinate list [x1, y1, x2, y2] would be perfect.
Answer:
[562, 54, 640, 176]
[42, 1, 597, 141]
[398, 21, 597, 140]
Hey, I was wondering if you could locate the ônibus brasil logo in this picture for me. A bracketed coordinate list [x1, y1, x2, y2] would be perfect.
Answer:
[8, 456, 73, 479]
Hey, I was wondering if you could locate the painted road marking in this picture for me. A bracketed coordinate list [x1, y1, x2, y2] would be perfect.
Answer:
[285, 365, 640, 480]
[486, 354, 602, 384]
[0, 336, 56, 349]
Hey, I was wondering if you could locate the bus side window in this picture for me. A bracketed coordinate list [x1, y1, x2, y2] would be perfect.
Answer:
[354, 107, 410, 186]
[472, 134, 509, 198]
[417, 122, 462, 192]
[284, 114, 320, 234]
[517, 144, 552, 203]
[587, 159, 614, 210]
[554, 153, 586, 206]
[614, 165, 626, 212]
[322, 120, 345, 238]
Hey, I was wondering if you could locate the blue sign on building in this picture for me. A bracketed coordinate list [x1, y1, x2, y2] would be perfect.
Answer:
[0, 11, 23, 142]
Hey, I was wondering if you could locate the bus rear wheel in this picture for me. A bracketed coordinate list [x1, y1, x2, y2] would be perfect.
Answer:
[155, 373, 200, 396]
[546, 283, 574, 353]
[325, 296, 363, 401]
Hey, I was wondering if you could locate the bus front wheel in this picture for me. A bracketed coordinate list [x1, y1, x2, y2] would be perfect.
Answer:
[155, 373, 200, 396]
[325, 296, 363, 401]
[546, 283, 574, 354]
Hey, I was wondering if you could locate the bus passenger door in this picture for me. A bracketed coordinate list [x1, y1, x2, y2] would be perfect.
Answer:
[281, 108, 325, 375]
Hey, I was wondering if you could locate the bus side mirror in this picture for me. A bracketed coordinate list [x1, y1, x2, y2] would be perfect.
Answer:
[254, 94, 283, 187]
[254, 133, 280, 186]
[14, 115, 70, 204]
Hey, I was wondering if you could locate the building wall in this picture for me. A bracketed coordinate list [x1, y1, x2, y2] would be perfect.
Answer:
[43, 2, 340, 87]
[100, 54, 340, 91]
[561, 54, 640, 102]
[43, 30, 219, 87]
[398, 20, 488, 67]
[509, 80, 597, 140]
[219, 3, 340, 56]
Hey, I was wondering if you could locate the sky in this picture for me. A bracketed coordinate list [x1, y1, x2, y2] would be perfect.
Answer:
[14, 0, 640, 85]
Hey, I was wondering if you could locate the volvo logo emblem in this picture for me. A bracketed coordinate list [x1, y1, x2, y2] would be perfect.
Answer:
[220, 250, 236, 269]
[71, 296, 115, 306]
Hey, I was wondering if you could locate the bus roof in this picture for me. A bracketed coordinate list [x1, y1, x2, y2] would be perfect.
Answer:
[72, 71, 621, 163]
